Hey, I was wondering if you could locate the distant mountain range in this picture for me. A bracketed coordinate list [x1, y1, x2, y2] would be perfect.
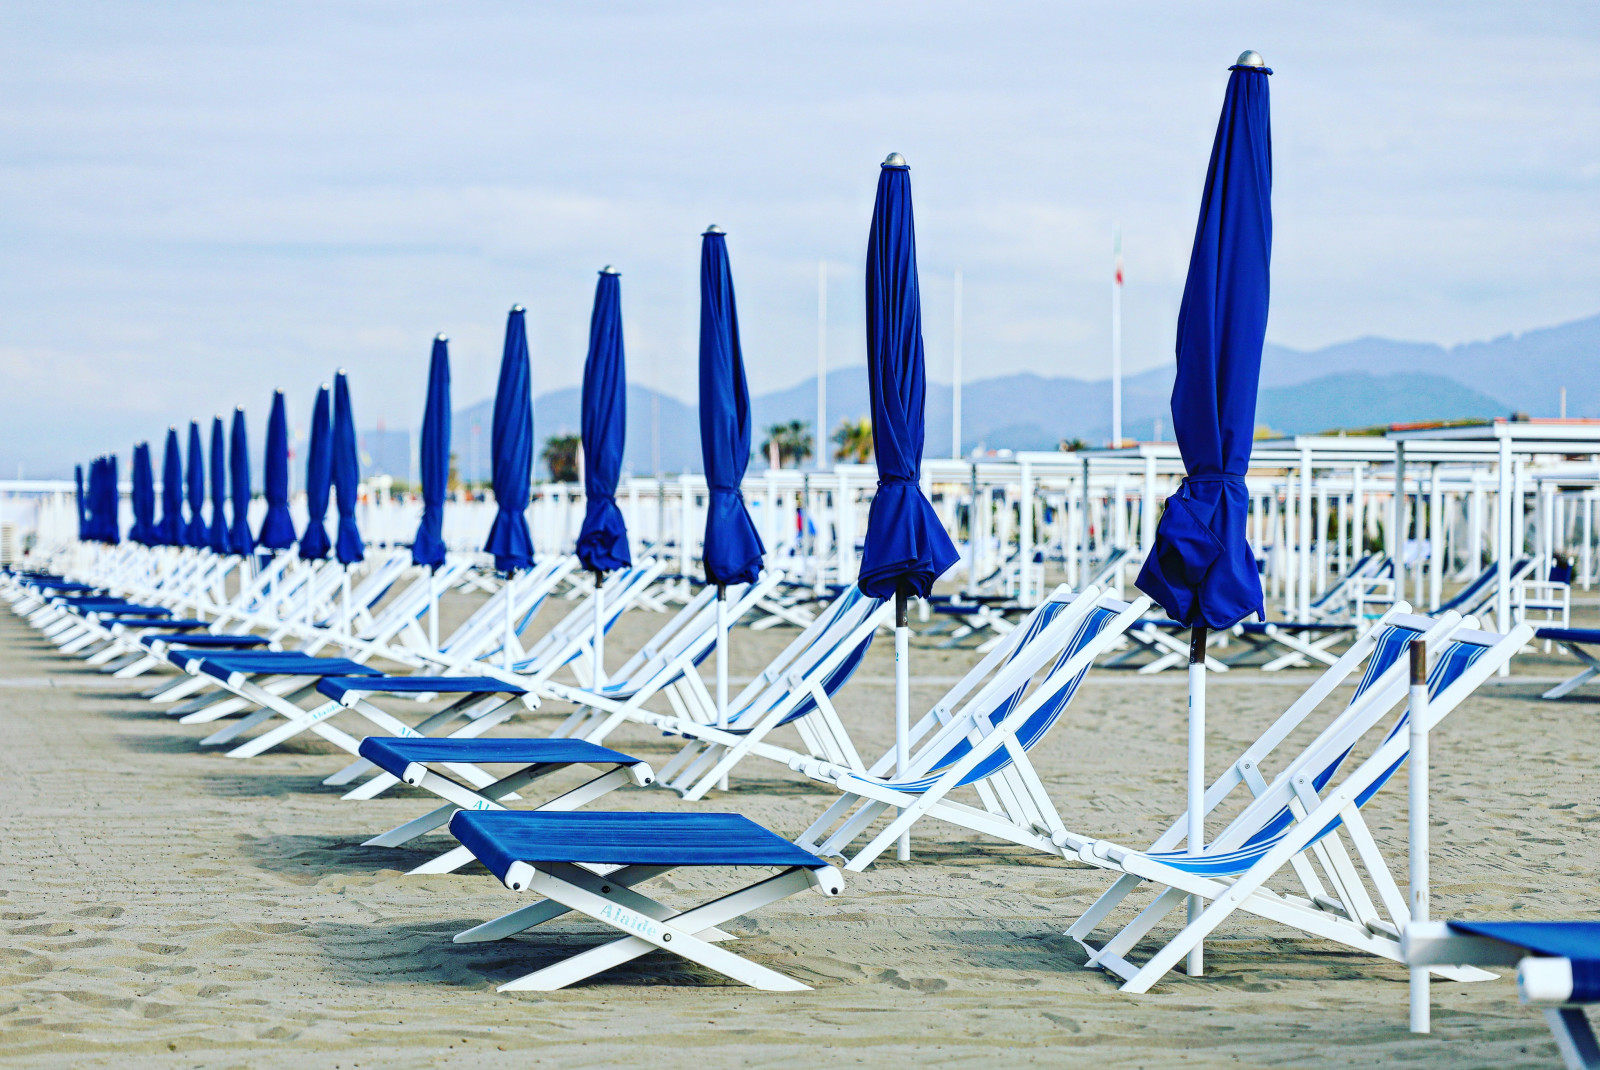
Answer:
[433, 311, 1596, 480]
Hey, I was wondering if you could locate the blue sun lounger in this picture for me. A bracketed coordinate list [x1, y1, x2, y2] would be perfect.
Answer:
[352, 731, 655, 874]
[446, 809, 842, 991]
[1535, 628, 1600, 700]
[1406, 921, 1600, 1068]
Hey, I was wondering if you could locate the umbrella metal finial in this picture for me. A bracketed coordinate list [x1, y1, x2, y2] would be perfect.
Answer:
[601, 264, 620, 275]
[435, 332, 448, 342]
[1236, 50, 1265, 67]
[510, 304, 524, 313]
[703, 224, 724, 235]
[883, 152, 908, 168]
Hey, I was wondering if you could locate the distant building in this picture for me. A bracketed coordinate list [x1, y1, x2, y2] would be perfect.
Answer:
[360, 427, 412, 484]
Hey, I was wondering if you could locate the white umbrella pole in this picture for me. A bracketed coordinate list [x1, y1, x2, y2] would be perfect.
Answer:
[428, 566, 440, 653]
[592, 570, 606, 689]
[1187, 625, 1208, 976]
[896, 586, 911, 861]
[716, 584, 729, 792]
[341, 565, 351, 639]
[1408, 639, 1431, 1033]
[502, 569, 515, 669]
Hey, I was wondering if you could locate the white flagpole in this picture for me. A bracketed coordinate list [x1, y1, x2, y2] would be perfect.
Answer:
[1112, 226, 1124, 448]
[817, 260, 828, 471]
[952, 269, 963, 460]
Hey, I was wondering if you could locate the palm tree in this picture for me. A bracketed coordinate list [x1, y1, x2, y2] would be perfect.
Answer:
[542, 433, 580, 482]
[1059, 437, 1089, 453]
[832, 416, 873, 463]
[759, 420, 814, 468]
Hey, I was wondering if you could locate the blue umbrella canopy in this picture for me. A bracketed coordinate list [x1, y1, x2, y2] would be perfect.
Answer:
[1134, 56, 1271, 629]
[331, 370, 364, 565]
[229, 407, 255, 556]
[576, 268, 632, 574]
[258, 390, 297, 550]
[697, 229, 764, 586]
[83, 459, 101, 542]
[184, 421, 207, 547]
[483, 306, 534, 574]
[158, 427, 183, 546]
[299, 384, 333, 561]
[208, 416, 229, 553]
[103, 454, 121, 545]
[130, 442, 157, 546]
[857, 154, 958, 600]
[74, 464, 86, 541]
[412, 335, 451, 569]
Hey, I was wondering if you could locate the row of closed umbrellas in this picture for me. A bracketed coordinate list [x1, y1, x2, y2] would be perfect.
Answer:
[75, 54, 1273, 891]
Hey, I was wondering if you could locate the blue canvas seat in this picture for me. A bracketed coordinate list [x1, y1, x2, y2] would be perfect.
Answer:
[340, 733, 655, 875]
[445, 809, 841, 991]
[1535, 627, 1600, 700]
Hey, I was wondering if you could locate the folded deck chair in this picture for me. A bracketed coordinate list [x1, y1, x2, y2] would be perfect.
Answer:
[793, 586, 1147, 871]
[633, 585, 892, 800]
[1406, 921, 1600, 1070]
[1060, 612, 1532, 993]
[1306, 553, 1391, 622]
[352, 733, 654, 874]
[1224, 619, 1355, 672]
[446, 810, 842, 991]
[1105, 616, 1228, 675]
[169, 653, 387, 756]
[1536, 627, 1600, 699]
[535, 571, 785, 744]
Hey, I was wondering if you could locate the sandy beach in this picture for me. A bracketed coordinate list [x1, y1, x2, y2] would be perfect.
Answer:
[2, 595, 1597, 1069]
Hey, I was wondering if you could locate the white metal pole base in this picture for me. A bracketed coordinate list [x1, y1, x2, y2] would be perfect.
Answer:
[1408, 640, 1431, 1033]
[716, 585, 730, 793]
[1187, 625, 1208, 977]
[895, 588, 911, 861]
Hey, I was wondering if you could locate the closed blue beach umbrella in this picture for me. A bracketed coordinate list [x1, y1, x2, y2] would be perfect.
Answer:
[331, 371, 364, 566]
[104, 454, 121, 545]
[859, 153, 959, 857]
[577, 269, 630, 688]
[484, 307, 535, 668]
[184, 422, 207, 547]
[484, 307, 534, 574]
[698, 228, 764, 587]
[130, 442, 156, 546]
[258, 390, 297, 551]
[698, 227, 766, 743]
[1132, 51, 1272, 969]
[208, 416, 229, 553]
[299, 385, 333, 561]
[229, 407, 254, 557]
[74, 464, 86, 541]
[158, 428, 183, 546]
[412, 335, 451, 570]
[576, 267, 631, 574]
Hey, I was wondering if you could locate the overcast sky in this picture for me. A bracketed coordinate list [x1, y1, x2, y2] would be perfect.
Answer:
[3, 2, 1598, 474]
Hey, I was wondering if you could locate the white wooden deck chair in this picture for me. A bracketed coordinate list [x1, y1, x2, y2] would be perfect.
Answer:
[319, 563, 721, 797]
[1060, 614, 1532, 993]
[351, 733, 654, 875]
[204, 562, 661, 766]
[1306, 553, 1390, 622]
[793, 587, 1147, 871]
[535, 571, 786, 743]
[1224, 619, 1355, 671]
[1105, 616, 1229, 675]
[634, 586, 893, 801]
[446, 809, 842, 991]
[1406, 921, 1600, 1069]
